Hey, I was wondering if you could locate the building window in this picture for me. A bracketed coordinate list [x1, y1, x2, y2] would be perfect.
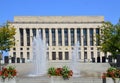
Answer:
[84, 52, 87, 59]
[71, 28, 74, 46]
[27, 52, 30, 60]
[83, 29, 87, 46]
[64, 29, 68, 46]
[58, 29, 62, 46]
[20, 48, 23, 50]
[90, 28, 94, 46]
[96, 28, 100, 46]
[19, 28, 24, 46]
[32, 28, 36, 37]
[97, 52, 100, 57]
[13, 52, 16, 58]
[52, 52, 56, 60]
[77, 28, 81, 46]
[65, 52, 69, 60]
[27, 48, 29, 50]
[58, 52, 62, 60]
[84, 47, 87, 50]
[45, 28, 49, 45]
[91, 52, 94, 59]
[52, 29, 56, 46]
[26, 29, 30, 46]
[20, 52, 23, 58]
[91, 47, 94, 50]
[13, 48, 16, 50]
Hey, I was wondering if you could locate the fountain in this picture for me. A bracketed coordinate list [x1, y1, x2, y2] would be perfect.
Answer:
[30, 30, 48, 76]
[70, 41, 80, 77]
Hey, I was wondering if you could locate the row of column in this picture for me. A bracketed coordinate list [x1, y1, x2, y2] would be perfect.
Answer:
[20, 28, 99, 47]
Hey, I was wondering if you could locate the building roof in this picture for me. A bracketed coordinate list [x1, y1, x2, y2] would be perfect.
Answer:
[14, 16, 104, 23]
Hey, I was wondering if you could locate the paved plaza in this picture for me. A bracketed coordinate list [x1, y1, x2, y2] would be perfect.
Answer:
[8, 62, 110, 83]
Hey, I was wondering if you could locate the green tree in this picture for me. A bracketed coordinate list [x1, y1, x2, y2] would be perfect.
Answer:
[98, 20, 120, 58]
[0, 23, 16, 54]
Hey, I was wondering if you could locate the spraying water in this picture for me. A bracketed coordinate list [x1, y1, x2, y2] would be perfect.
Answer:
[31, 30, 47, 76]
[70, 41, 80, 77]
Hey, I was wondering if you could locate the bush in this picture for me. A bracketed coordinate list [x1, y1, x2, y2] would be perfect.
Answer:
[48, 66, 73, 79]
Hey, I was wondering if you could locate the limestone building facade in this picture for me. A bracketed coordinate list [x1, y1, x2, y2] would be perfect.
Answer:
[9, 16, 104, 62]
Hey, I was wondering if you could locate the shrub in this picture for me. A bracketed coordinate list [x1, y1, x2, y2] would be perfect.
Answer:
[48, 66, 73, 79]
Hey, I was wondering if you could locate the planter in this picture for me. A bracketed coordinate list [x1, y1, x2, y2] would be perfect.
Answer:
[0, 78, 16, 83]
[105, 77, 120, 83]
[50, 76, 70, 83]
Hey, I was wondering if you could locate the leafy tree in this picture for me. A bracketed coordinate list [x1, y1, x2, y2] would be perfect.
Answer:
[97, 20, 120, 58]
[0, 23, 16, 54]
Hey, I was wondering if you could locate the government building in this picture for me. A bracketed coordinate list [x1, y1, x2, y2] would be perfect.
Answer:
[9, 16, 104, 62]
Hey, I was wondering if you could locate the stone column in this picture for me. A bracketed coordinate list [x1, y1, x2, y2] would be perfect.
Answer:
[68, 28, 71, 46]
[23, 29, 27, 46]
[87, 28, 90, 60]
[74, 28, 77, 44]
[81, 28, 84, 60]
[17, 28, 20, 58]
[49, 29, 52, 46]
[62, 29, 64, 46]
[55, 29, 58, 46]
[49, 29, 52, 60]
[30, 28, 33, 60]
[93, 28, 97, 62]
[87, 28, 90, 46]
[43, 28, 46, 44]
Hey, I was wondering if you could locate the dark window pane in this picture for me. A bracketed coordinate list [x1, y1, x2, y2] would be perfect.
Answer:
[96, 28, 100, 46]
[45, 28, 49, 45]
[65, 52, 69, 60]
[77, 28, 81, 46]
[83, 29, 87, 46]
[58, 29, 62, 46]
[26, 29, 30, 46]
[90, 28, 94, 46]
[91, 52, 94, 59]
[84, 52, 87, 59]
[27, 52, 30, 60]
[19, 28, 24, 46]
[52, 52, 56, 60]
[20, 52, 23, 58]
[64, 29, 68, 46]
[32, 28, 36, 37]
[59, 52, 62, 60]
[71, 28, 74, 46]
[13, 52, 16, 58]
[52, 29, 56, 46]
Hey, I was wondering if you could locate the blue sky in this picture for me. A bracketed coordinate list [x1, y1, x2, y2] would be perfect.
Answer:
[0, 0, 120, 56]
[0, 0, 120, 25]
